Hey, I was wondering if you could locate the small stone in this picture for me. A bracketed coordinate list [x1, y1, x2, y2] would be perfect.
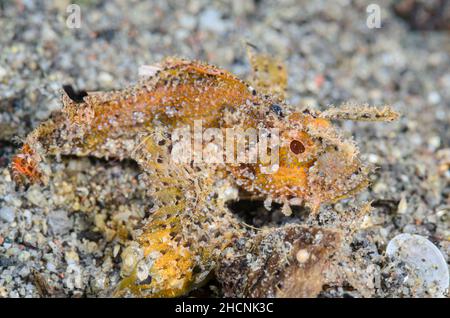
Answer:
[113, 245, 121, 258]
[296, 249, 310, 264]
[360, 215, 374, 229]
[47, 210, 72, 235]
[0, 206, 16, 223]
[64, 250, 79, 265]
[42, 23, 57, 42]
[91, 273, 107, 292]
[65, 264, 83, 289]
[219, 186, 238, 202]
[373, 181, 388, 194]
[281, 201, 292, 216]
[2, 238, 12, 249]
[367, 153, 380, 164]
[18, 251, 31, 262]
[386, 233, 449, 297]
[26, 187, 47, 207]
[46, 262, 57, 273]
[179, 15, 196, 30]
[0, 66, 7, 81]
[199, 8, 227, 33]
[428, 136, 441, 151]
[299, 97, 318, 109]
[427, 91, 441, 105]
[98, 72, 114, 86]
[264, 197, 273, 210]
[397, 195, 408, 214]
[121, 245, 143, 277]
[136, 260, 150, 283]
[0, 256, 15, 268]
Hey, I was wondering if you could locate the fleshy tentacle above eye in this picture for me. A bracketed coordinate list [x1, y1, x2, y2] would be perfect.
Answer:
[319, 103, 399, 122]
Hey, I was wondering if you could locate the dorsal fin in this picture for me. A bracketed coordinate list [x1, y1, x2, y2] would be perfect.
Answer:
[245, 42, 288, 99]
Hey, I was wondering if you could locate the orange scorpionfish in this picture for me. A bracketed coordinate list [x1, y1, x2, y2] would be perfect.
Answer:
[11, 46, 398, 297]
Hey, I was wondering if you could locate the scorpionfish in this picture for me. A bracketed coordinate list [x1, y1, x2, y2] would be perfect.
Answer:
[11, 47, 398, 297]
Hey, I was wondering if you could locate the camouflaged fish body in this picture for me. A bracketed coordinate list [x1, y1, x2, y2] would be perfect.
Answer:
[11, 52, 398, 297]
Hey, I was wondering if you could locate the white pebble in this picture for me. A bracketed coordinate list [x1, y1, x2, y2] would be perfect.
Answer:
[296, 249, 310, 264]
[427, 92, 441, 105]
[386, 233, 449, 297]
[98, 72, 114, 85]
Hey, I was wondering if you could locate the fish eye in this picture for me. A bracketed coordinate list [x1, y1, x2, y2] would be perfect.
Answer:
[290, 140, 305, 154]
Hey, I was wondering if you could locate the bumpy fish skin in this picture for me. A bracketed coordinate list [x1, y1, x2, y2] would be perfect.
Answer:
[11, 54, 398, 297]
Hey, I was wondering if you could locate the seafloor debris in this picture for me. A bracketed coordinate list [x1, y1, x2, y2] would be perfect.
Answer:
[217, 225, 342, 297]
[384, 233, 449, 297]
[10, 49, 398, 297]
[393, 0, 450, 31]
